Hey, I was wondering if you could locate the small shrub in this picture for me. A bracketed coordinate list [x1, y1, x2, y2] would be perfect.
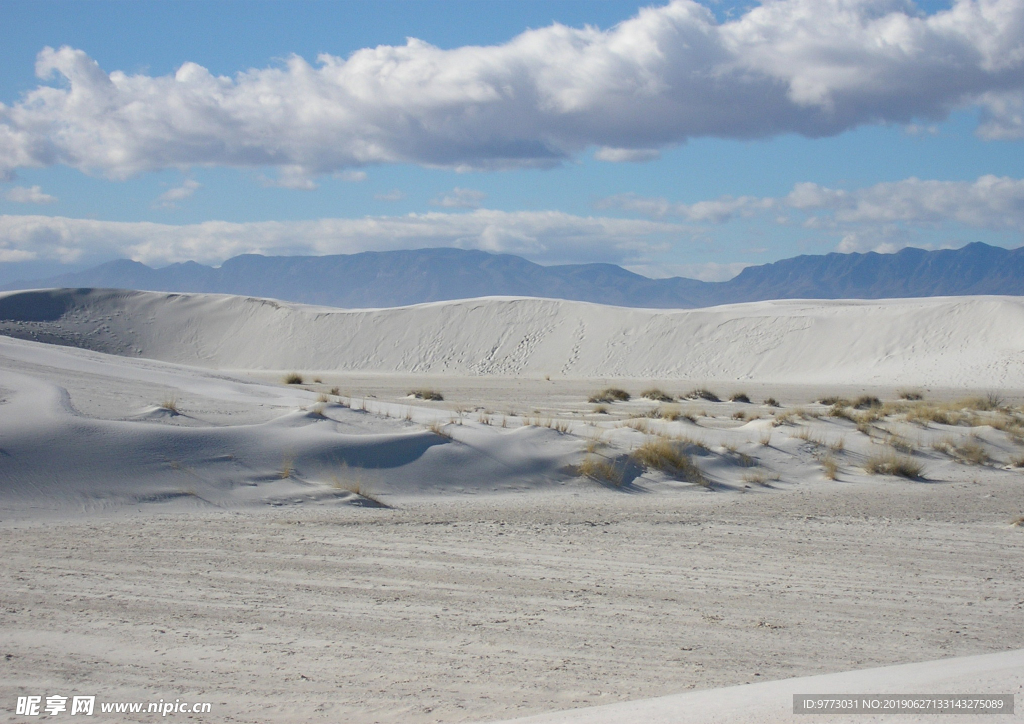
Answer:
[631, 438, 708, 486]
[283, 372, 303, 385]
[314, 377, 323, 384]
[410, 389, 444, 401]
[592, 405, 609, 414]
[589, 388, 631, 403]
[854, 395, 882, 410]
[730, 392, 751, 403]
[640, 388, 674, 402]
[955, 438, 988, 465]
[732, 411, 747, 421]
[864, 451, 923, 479]
[899, 390, 924, 401]
[821, 455, 839, 480]
[329, 386, 340, 396]
[687, 388, 720, 402]
[763, 397, 780, 407]
[819, 396, 850, 406]
[316, 392, 332, 403]
[160, 397, 179, 413]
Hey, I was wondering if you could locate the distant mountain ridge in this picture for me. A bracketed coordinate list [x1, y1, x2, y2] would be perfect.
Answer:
[4, 242, 1023, 309]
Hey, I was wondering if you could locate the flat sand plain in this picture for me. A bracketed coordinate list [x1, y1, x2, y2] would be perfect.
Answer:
[3, 478, 1023, 723]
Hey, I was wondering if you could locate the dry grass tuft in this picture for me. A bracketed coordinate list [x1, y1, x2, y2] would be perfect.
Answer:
[283, 372, 303, 385]
[854, 395, 883, 410]
[589, 388, 631, 403]
[592, 405, 609, 415]
[730, 392, 751, 403]
[686, 388, 720, 402]
[864, 451, 923, 479]
[631, 438, 708, 486]
[898, 390, 924, 401]
[741, 469, 779, 486]
[316, 392, 332, 403]
[763, 397, 781, 407]
[640, 388, 674, 402]
[575, 455, 624, 486]
[758, 429, 772, 446]
[427, 420, 452, 439]
[160, 397, 179, 413]
[821, 454, 840, 480]
[410, 389, 444, 401]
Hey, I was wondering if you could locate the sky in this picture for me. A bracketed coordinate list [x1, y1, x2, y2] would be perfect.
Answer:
[0, 0, 1023, 283]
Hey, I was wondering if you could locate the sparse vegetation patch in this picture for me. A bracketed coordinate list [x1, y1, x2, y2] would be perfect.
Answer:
[589, 388, 631, 403]
[864, 451, 923, 479]
[283, 372, 303, 385]
[410, 389, 444, 401]
[631, 438, 708, 486]
[640, 388, 674, 402]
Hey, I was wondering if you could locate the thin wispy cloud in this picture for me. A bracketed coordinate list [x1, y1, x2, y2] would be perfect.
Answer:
[374, 189, 405, 202]
[153, 179, 200, 209]
[603, 175, 1024, 233]
[0, 210, 684, 266]
[0, 0, 1021, 180]
[431, 188, 486, 209]
[4, 185, 56, 204]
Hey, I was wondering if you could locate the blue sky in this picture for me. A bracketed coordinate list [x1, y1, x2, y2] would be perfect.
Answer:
[1, 0, 1023, 282]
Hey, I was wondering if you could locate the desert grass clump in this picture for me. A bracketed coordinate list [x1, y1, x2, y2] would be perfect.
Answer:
[589, 388, 631, 403]
[640, 388, 674, 402]
[758, 429, 772, 446]
[885, 432, 916, 454]
[954, 437, 989, 465]
[575, 455, 624, 486]
[630, 438, 708, 486]
[592, 405, 609, 415]
[763, 397, 780, 407]
[854, 395, 883, 410]
[623, 418, 651, 434]
[899, 390, 924, 401]
[283, 372, 304, 385]
[819, 396, 850, 406]
[864, 451, 923, 479]
[686, 388, 720, 402]
[742, 469, 779, 486]
[160, 397, 179, 413]
[316, 392, 332, 403]
[821, 454, 840, 480]
[732, 411, 747, 421]
[730, 392, 751, 403]
[410, 389, 444, 401]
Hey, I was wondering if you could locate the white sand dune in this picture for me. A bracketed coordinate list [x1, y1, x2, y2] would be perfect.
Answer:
[484, 648, 1024, 724]
[3, 288, 1024, 387]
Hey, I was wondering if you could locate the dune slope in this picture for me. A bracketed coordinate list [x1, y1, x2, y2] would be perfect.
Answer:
[2, 288, 1024, 387]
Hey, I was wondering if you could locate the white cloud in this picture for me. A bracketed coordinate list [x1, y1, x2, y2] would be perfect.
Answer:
[431, 187, 486, 209]
[594, 147, 662, 163]
[153, 179, 200, 208]
[4, 185, 56, 204]
[603, 175, 1024, 232]
[598, 192, 773, 223]
[1, 0, 1022, 179]
[0, 210, 685, 267]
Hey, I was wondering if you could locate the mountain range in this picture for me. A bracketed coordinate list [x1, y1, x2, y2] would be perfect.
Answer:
[3, 242, 1023, 309]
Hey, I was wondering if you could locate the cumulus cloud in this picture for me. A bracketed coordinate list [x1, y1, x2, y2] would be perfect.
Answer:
[431, 187, 486, 208]
[153, 179, 200, 208]
[0, 0, 1021, 179]
[0, 210, 684, 267]
[4, 185, 56, 204]
[594, 147, 662, 163]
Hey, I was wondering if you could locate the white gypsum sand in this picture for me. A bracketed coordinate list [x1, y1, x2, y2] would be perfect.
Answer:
[0, 289, 1022, 723]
